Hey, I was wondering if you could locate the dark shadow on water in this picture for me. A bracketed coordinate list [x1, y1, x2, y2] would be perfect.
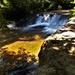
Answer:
[0, 48, 38, 75]
[0, 29, 47, 48]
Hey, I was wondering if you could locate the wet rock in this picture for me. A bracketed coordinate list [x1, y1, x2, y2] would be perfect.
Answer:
[33, 18, 75, 75]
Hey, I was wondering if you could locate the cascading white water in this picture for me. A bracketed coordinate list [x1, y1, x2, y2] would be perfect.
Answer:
[23, 13, 69, 35]
[42, 13, 69, 34]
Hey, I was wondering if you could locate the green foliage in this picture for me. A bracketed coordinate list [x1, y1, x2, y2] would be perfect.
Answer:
[58, 5, 62, 10]
[70, 0, 75, 16]
[7, 0, 74, 13]
[70, 6, 75, 17]
[0, 0, 10, 8]
[71, 0, 75, 4]
[0, 13, 8, 33]
[0, 0, 11, 33]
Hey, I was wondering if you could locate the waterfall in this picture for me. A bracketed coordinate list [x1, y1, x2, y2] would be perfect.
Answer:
[22, 12, 69, 35]
[42, 13, 69, 34]
[6, 12, 70, 75]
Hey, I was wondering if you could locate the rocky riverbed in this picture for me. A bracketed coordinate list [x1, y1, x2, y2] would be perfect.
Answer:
[32, 17, 75, 75]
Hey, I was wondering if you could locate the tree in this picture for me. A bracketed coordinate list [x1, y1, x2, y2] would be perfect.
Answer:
[0, 0, 10, 8]
[70, 0, 75, 17]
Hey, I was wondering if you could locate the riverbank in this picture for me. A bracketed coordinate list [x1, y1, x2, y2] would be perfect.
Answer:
[32, 17, 75, 75]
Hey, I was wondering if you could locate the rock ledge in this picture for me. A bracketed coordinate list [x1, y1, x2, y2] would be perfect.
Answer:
[33, 17, 75, 75]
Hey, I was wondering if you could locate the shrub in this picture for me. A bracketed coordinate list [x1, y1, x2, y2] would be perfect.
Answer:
[70, 7, 75, 17]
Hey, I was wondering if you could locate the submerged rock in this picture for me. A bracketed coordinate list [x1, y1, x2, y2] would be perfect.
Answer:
[33, 18, 75, 75]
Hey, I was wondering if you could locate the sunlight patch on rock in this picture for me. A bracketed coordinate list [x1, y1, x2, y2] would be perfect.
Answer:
[55, 31, 75, 39]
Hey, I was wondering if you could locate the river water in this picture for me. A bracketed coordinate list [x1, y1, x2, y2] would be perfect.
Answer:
[21, 12, 69, 35]
[3, 12, 70, 75]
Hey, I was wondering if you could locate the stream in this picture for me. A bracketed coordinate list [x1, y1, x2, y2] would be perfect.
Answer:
[21, 12, 69, 35]
[5, 12, 70, 75]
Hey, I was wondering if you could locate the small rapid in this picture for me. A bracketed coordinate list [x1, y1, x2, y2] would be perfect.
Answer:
[22, 12, 69, 35]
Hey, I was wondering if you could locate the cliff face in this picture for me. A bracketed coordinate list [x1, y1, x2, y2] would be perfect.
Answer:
[33, 18, 75, 75]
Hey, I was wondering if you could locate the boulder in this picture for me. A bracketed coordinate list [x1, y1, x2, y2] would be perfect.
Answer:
[33, 18, 75, 75]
